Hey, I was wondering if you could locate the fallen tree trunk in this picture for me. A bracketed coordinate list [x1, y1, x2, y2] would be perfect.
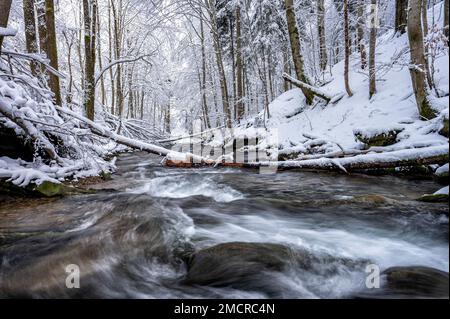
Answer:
[157, 125, 225, 144]
[283, 73, 335, 103]
[55, 106, 214, 165]
[240, 145, 449, 173]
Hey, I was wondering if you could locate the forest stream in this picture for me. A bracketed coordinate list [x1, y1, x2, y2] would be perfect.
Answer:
[0, 152, 448, 299]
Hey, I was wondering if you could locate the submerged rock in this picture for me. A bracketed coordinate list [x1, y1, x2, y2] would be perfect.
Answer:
[418, 187, 449, 203]
[184, 243, 292, 287]
[418, 193, 449, 203]
[383, 266, 449, 299]
[434, 164, 449, 185]
[183, 242, 368, 297]
[0, 179, 100, 198]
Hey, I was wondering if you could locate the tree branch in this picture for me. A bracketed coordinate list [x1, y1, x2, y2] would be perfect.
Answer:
[94, 55, 151, 87]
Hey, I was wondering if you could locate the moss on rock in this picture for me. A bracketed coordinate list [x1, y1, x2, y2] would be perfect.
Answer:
[418, 193, 449, 203]
[355, 129, 404, 148]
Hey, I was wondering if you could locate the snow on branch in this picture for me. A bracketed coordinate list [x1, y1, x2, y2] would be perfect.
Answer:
[95, 55, 152, 87]
[244, 145, 449, 172]
[1, 50, 66, 79]
[282, 73, 340, 104]
[55, 106, 214, 165]
[0, 27, 17, 37]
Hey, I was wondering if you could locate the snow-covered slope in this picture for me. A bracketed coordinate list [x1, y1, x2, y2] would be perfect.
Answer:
[230, 6, 448, 157]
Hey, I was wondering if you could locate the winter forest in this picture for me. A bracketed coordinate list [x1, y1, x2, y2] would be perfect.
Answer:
[0, 0, 449, 300]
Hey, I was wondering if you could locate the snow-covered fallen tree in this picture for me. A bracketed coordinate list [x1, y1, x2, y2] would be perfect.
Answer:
[0, 52, 182, 188]
[241, 145, 449, 173]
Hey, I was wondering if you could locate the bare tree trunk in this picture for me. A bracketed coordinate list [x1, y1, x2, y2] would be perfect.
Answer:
[43, 0, 62, 105]
[207, 0, 232, 128]
[357, 1, 367, 70]
[140, 90, 144, 120]
[285, 0, 315, 105]
[22, 0, 39, 75]
[344, 0, 353, 97]
[111, 0, 124, 118]
[317, 0, 328, 71]
[421, 0, 434, 89]
[165, 103, 171, 134]
[95, 3, 106, 106]
[83, 0, 97, 120]
[407, 0, 436, 119]
[235, 5, 245, 122]
[108, 1, 115, 114]
[445, 0, 449, 45]
[267, 54, 274, 102]
[62, 31, 74, 105]
[369, 0, 378, 98]
[127, 67, 133, 119]
[0, 0, 12, 54]
[283, 51, 290, 91]
[395, 0, 408, 34]
[229, 17, 236, 120]
[77, 2, 84, 93]
[200, 15, 211, 129]
[36, 1, 47, 56]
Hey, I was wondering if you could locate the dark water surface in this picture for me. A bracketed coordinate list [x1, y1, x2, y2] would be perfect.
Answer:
[0, 152, 448, 298]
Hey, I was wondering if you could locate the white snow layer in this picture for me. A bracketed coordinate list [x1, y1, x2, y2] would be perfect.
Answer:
[214, 5, 449, 162]
[434, 186, 449, 195]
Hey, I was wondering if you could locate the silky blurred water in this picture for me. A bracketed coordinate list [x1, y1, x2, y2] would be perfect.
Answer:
[0, 152, 447, 298]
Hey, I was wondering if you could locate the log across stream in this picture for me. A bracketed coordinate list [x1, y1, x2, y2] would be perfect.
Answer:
[0, 152, 448, 299]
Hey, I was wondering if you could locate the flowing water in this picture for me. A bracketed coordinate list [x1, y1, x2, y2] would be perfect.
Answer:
[0, 152, 448, 299]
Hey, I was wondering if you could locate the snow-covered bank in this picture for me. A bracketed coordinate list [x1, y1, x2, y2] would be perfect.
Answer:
[208, 5, 449, 177]
[0, 69, 125, 187]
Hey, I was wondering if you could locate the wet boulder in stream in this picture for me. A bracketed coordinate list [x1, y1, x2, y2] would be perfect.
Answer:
[383, 266, 449, 298]
[183, 242, 369, 297]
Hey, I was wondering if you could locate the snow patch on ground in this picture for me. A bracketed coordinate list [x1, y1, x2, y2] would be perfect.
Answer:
[435, 186, 449, 195]
[210, 6, 449, 164]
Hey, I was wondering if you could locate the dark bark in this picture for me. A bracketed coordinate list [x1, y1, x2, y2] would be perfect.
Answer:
[235, 6, 244, 122]
[317, 0, 328, 71]
[207, 0, 232, 128]
[0, 0, 12, 53]
[369, 0, 377, 98]
[285, 0, 315, 105]
[407, 0, 437, 119]
[200, 15, 211, 129]
[83, 0, 97, 120]
[445, 0, 449, 45]
[395, 0, 408, 34]
[44, 0, 62, 105]
[357, 2, 367, 69]
[22, 0, 39, 75]
[344, 0, 353, 97]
